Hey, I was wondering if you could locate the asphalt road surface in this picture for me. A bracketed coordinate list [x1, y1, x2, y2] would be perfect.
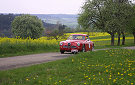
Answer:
[0, 52, 72, 70]
[0, 46, 135, 71]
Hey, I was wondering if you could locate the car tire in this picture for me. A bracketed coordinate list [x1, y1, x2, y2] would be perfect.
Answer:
[82, 45, 86, 52]
[60, 51, 64, 54]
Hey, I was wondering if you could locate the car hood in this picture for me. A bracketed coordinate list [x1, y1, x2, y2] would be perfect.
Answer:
[61, 40, 84, 44]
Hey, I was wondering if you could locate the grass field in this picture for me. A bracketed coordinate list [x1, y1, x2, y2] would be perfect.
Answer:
[0, 49, 134, 85]
[0, 32, 135, 85]
[0, 32, 134, 57]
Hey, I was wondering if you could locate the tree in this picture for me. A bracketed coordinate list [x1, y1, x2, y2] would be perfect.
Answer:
[46, 24, 66, 40]
[78, 0, 116, 45]
[47, 29, 64, 40]
[11, 14, 44, 39]
[64, 27, 74, 33]
[78, 0, 133, 46]
[126, 5, 135, 44]
[0, 14, 16, 37]
[103, 0, 133, 45]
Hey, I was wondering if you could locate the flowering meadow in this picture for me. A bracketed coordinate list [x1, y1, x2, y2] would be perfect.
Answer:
[0, 49, 134, 85]
[0, 32, 134, 85]
[0, 37, 59, 57]
[0, 32, 134, 57]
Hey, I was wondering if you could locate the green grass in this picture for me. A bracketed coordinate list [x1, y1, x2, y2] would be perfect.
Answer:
[0, 49, 135, 85]
[94, 39, 135, 49]
[0, 45, 59, 58]
[0, 49, 59, 58]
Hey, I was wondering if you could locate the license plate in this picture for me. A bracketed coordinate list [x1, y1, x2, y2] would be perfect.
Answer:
[71, 49, 78, 52]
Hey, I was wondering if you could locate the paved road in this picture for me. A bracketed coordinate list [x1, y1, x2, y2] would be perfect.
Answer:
[0, 46, 135, 71]
[0, 52, 72, 70]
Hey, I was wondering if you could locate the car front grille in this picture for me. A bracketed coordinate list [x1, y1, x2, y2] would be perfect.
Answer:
[63, 46, 70, 48]
[71, 46, 77, 48]
[63, 45, 77, 48]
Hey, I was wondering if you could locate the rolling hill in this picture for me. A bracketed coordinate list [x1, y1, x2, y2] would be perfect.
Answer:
[32, 14, 79, 28]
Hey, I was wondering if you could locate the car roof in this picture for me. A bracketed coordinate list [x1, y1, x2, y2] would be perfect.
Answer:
[70, 34, 87, 36]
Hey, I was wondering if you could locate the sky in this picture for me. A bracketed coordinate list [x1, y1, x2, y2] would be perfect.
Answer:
[0, 0, 85, 14]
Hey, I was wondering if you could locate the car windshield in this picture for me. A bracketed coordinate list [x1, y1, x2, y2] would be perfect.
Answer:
[68, 35, 85, 40]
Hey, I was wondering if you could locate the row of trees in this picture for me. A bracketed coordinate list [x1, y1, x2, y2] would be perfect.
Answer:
[11, 14, 66, 40]
[0, 14, 17, 37]
[78, 0, 135, 45]
[0, 14, 68, 39]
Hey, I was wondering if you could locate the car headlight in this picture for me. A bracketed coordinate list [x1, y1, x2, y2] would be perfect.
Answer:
[77, 42, 80, 46]
[60, 42, 63, 46]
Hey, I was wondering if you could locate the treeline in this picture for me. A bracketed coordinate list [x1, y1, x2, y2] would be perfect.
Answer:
[0, 14, 17, 37]
[78, 0, 135, 45]
[0, 14, 67, 37]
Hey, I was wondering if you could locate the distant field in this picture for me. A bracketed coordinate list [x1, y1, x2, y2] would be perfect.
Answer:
[0, 49, 134, 85]
[0, 32, 134, 57]
[33, 14, 78, 28]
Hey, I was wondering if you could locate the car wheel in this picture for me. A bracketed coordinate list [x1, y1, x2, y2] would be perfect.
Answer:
[60, 51, 64, 54]
[82, 45, 85, 52]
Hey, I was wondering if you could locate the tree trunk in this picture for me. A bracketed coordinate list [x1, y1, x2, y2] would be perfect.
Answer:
[122, 32, 125, 45]
[133, 32, 135, 44]
[117, 33, 121, 46]
[111, 33, 114, 46]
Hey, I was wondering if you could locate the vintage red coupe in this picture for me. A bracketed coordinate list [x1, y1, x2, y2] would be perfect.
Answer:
[60, 34, 94, 54]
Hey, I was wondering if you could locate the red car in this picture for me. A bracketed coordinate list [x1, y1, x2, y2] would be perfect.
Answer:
[60, 34, 94, 54]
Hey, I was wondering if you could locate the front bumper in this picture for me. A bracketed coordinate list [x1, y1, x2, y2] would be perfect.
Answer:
[60, 45, 81, 52]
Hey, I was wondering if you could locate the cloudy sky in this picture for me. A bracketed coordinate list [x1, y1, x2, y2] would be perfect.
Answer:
[0, 0, 85, 14]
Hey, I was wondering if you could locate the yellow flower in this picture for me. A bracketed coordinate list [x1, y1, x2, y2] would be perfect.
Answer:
[124, 71, 126, 73]
[106, 69, 108, 72]
[26, 78, 29, 81]
[127, 81, 129, 83]
[84, 82, 87, 84]
[131, 83, 134, 85]
[113, 79, 116, 82]
[72, 59, 74, 62]
[99, 72, 101, 75]
[109, 78, 111, 80]
[86, 76, 88, 78]
[55, 82, 57, 84]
